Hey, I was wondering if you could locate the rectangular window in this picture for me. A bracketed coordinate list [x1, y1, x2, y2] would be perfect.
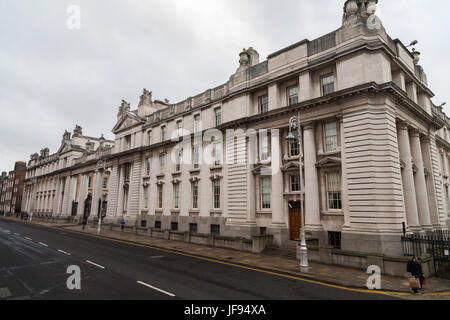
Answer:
[259, 95, 268, 114]
[192, 181, 199, 209]
[161, 126, 166, 142]
[326, 171, 342, 210]
[143, 187, 149, 209]
[88, 176, 92, 188]
[212, 180, 221, 209]
[157, 185, 163, 209]
[124, 135, 131, 150]
[321, 74, 335, 96]
[289, 142, 299, 157]
[194, 114, 201, 133]
[193, 146, 200, 169]
[290, 176, 300, 192]
[260, 227, 267, 235]
[324, 122, 338, 152]
[215, 108, 222, 127]
[148, 131, 153, 145]
[260, 177, 271, 209]
[171, 222, 178, 231]
[141, 220, 147, 228]
[189, 223, 198, 233]
[175, 150, 182, 172]
[124, 164, 131, 182]
[173, 184, 180, 209]
[260, 134, 269, 161]
[155, 221, 162, 229]
[213, 142, 222, 166]
[103, 177, 108, 189]
[146, 158, 151, 176]
[159, 154, 165, 172]
[287, 86, 299, 106]
[211, 224, 220, 236]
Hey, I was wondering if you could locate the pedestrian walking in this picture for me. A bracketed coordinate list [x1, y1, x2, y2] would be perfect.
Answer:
[120, 219, 126, 232]
[417, 258, 426, 291]
[407, 256, 421, 294]
[82, 218, 87, 231]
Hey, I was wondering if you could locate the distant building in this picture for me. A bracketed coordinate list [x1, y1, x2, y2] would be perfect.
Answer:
[23, 125, 114, 222]
[0, 162, 26, 215]
[0, 171, 8, 214]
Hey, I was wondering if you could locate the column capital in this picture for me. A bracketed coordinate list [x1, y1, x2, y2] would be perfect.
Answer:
[410, 129, 421, 138]
[397, 121, 410, 131]
[302, 121, 315, 131]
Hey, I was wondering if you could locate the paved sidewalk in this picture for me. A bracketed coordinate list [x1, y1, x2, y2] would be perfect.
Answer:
[3, 217, 450, 299]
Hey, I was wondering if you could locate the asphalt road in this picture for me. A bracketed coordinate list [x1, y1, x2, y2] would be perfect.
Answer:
[0, 219, 397, 300]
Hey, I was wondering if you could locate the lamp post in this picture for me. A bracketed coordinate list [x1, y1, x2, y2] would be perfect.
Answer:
[286, 116, 309, 272]
[97, 160, 106, 234]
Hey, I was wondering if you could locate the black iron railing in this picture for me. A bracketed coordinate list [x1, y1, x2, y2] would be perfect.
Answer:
[402, 231, 450, 279]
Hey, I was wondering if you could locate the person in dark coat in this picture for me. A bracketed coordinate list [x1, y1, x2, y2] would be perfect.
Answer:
[417, 258, 425, 290]
[82, 218, 87, 231]
[407, 256, 421, 293]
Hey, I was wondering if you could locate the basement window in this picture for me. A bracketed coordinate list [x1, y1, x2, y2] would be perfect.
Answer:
[328, 232, 342, 249]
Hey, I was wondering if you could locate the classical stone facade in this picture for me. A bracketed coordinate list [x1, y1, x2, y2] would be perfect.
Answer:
[21, 1, 450, 261]
[23, 126, 115, 222]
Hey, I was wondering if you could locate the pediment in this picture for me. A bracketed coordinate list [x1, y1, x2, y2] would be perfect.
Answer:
[57, 141, 71, 154]
[112, 112, 146, 134]
[252, 164, 272, 176]
[316, 157, 342, 168]
[281, 161, 302, 172]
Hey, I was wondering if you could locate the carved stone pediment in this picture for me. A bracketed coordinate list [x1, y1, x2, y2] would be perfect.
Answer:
[252, 165, 272, 176]
[281, 161, 301, 172]
[112, 112, 146, 134]
[316, 157, 342, 168]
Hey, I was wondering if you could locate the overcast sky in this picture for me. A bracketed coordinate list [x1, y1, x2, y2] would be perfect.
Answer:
[0, 0, 449, 172]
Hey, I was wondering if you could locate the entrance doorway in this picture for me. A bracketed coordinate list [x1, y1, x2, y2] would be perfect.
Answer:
[289, 201, 302, 241]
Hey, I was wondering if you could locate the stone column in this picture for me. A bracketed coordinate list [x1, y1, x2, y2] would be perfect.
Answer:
[270, 130, 286, 227]
[116, 165, 125, 217]
[410, 130, 432, 231]
[420, 137, 441, 229]
[303, 122, 322, 231]
[397, 123, 421, 232]
[61, 177, 72, 217]
[340, 118, 351, 228]
[106, 165, 119, 221]
[127, 155, 142, 223]
[90, 170, 101, 221]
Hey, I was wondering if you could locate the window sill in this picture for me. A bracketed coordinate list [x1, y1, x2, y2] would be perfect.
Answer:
[321, 211, 344, 216]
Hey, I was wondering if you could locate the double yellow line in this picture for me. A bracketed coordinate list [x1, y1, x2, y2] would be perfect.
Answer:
[39, 224, 450, 298]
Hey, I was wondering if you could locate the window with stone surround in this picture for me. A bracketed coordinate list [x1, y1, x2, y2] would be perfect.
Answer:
[157, 185, 163, 209]
[215, 108, 222, 127]
[324, 121, 338, 153]
[194, 114, 201, 133]
[212, 179, 221, 209]
[192, 181, 199, 209]
[161, 126, 166, 142]
[326, 171, 342, 210]
[321, 74, 335, 96]
[260, 177, 271, 209]
[146, 158, 151, 176]
[287, 86, 299, 106]
[213, 142, 222, 166]
[173, 184, 179, 209]
[143, 186, 149, 209]
[147, 131, 153, 145]
[259, 132, 270, 162]
[289, 141, 300, 157]
[259, 95, 268, 114]
[159, 153, 165, 172]
[290, 175, 300, 192]
[193, 145, 200, 169]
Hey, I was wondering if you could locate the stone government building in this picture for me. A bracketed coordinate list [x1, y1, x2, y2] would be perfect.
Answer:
[23, 0, 450, 270]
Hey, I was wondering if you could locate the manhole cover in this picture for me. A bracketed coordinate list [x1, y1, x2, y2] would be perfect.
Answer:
[0, 287, 12, 298]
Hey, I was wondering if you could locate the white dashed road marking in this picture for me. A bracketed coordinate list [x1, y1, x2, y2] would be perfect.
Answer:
[39, 242, 48, 247]
[25, 237, 32, 241]
[86, 260, 105, 269]
[137, 281, 176, 297]
[57, 250, 71, 256]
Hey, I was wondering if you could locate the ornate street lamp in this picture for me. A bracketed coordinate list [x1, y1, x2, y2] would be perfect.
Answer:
[286, 116, 309, 272]
[97, 160, 107, 234]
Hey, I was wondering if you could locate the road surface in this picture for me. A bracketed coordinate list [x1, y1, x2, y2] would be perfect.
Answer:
[0, 219, 396, 300]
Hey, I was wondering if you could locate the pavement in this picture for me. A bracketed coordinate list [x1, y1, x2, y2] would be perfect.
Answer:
[2, 216, 450, 300]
